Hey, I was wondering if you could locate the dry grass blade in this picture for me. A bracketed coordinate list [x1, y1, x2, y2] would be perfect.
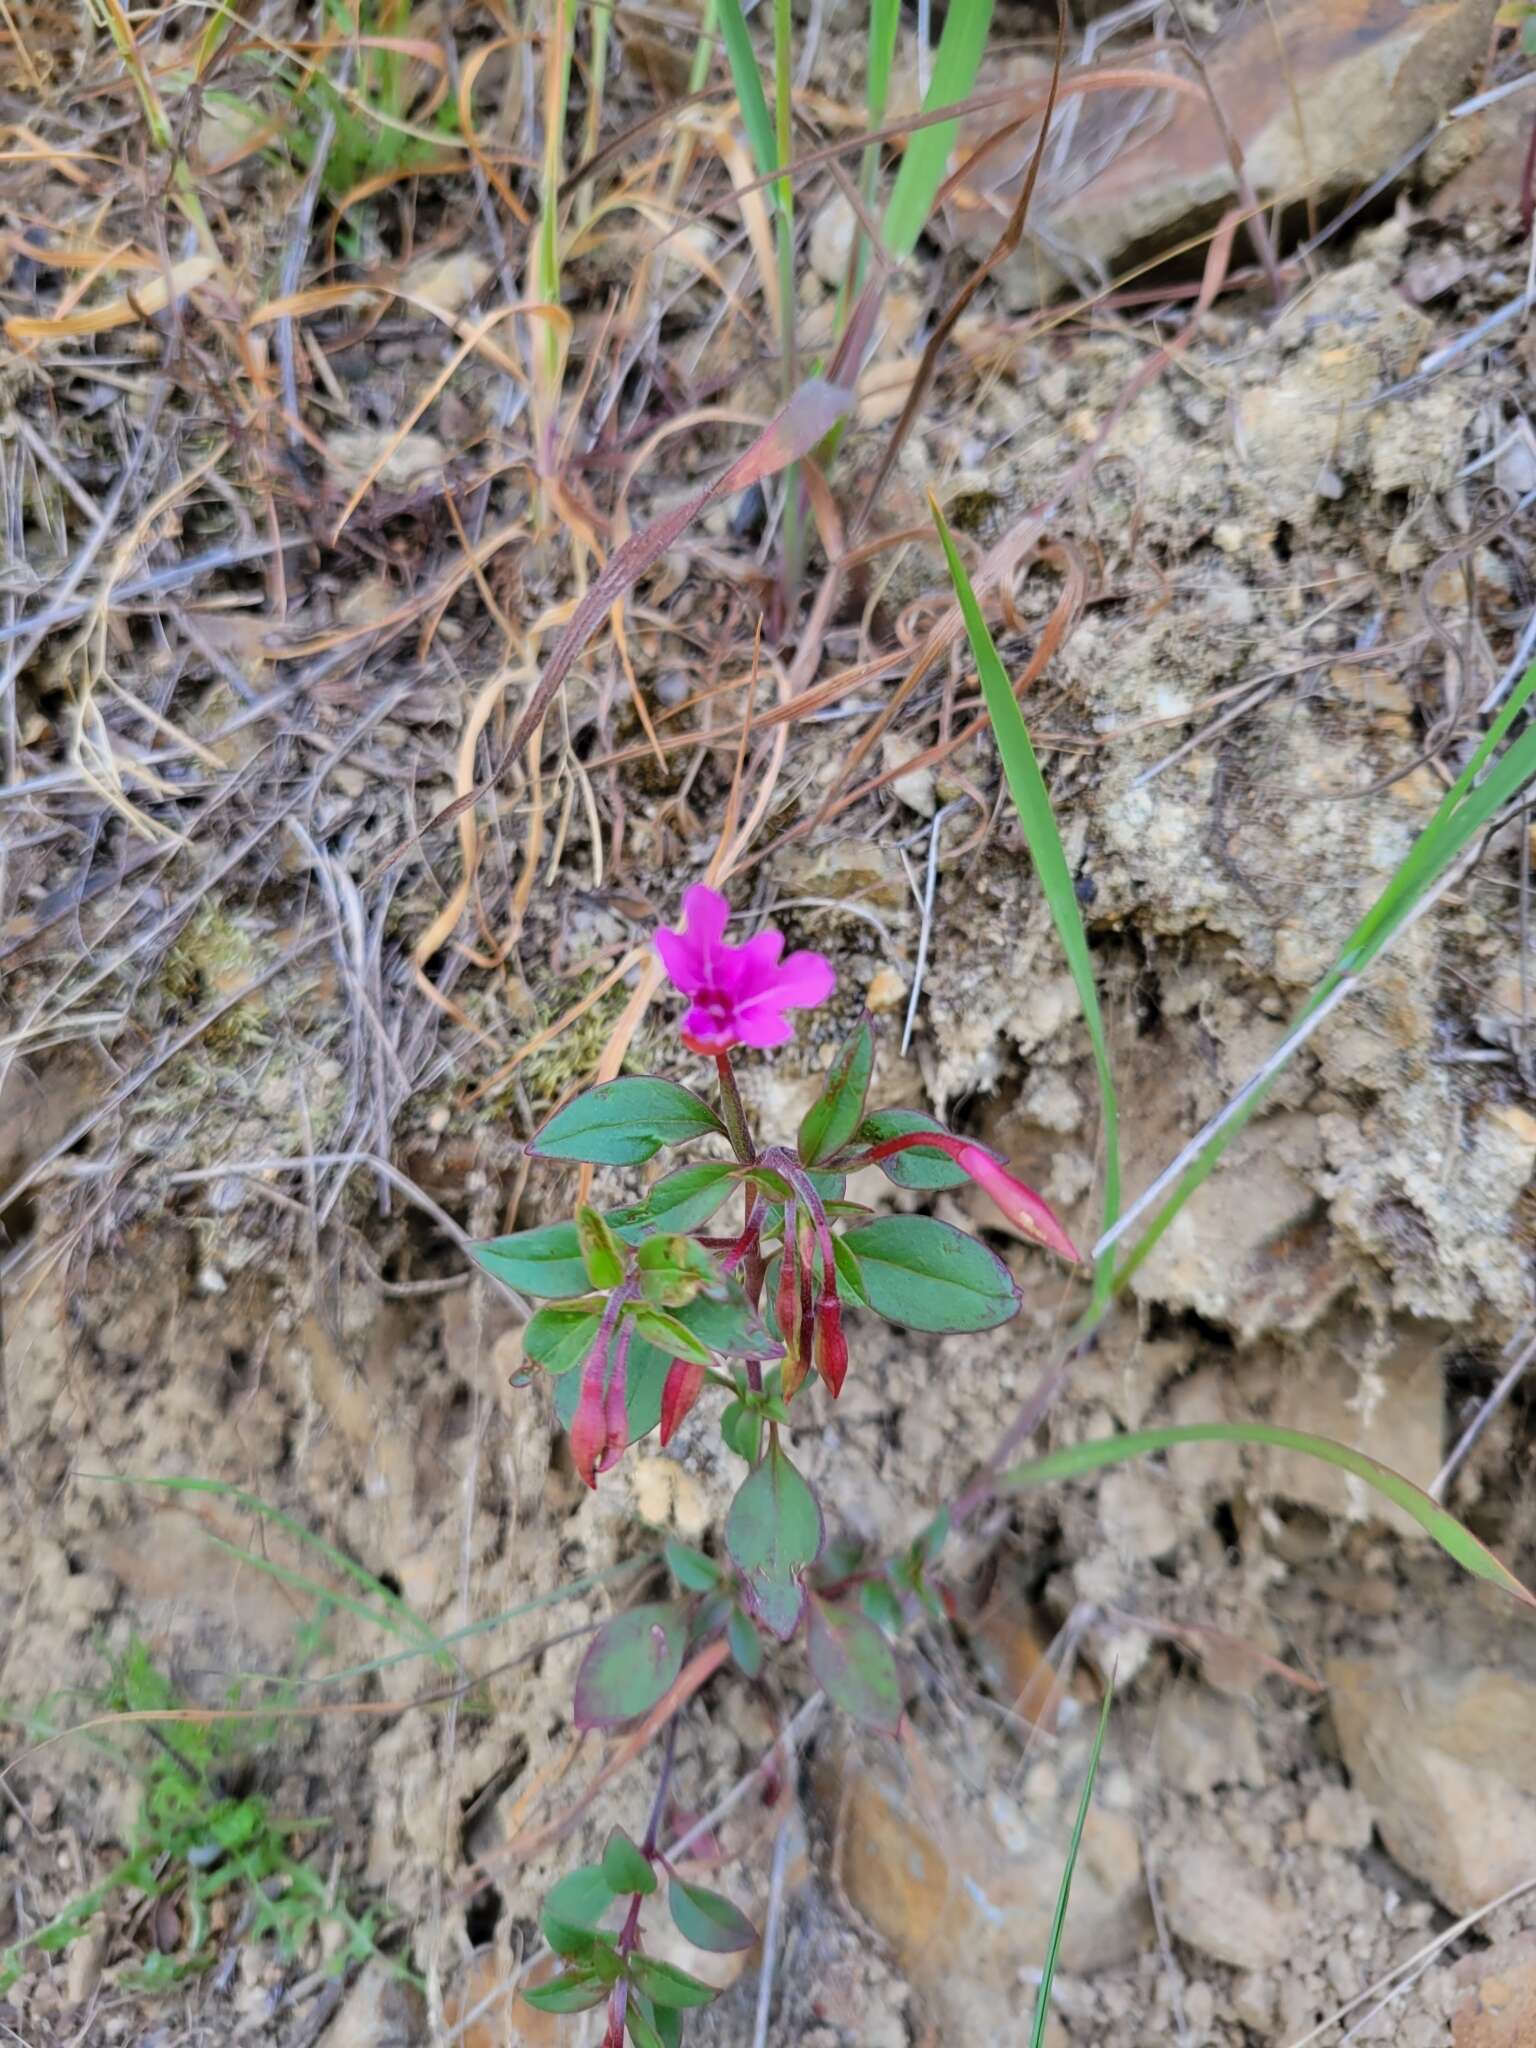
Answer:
[376, 376, 851, 877]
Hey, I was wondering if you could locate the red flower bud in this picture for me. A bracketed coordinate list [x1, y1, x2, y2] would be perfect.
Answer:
[660, 1357, 706, 1446]
[861, 1131, 1082, 1264]
[813, 1297, 848, 1397]
[569, 1347, 609, 1491]
[954, 1143, 1081, 1263]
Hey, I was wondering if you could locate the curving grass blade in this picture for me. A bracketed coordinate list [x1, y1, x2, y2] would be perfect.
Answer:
[1001, 1424, 1536, 1607]
[931, 498, 1120, 1300]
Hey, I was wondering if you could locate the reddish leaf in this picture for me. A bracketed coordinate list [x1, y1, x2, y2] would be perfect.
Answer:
[807, 1595, 903, 1735]
[573, 1602, 689, 1729]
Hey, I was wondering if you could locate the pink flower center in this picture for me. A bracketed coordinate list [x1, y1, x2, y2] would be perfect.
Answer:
[695, 987, 735, 1027]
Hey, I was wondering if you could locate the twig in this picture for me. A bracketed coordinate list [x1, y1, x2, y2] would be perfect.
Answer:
[902, 798, 965, 1054]
[276, 57, 347, 446]
[750, 1813, 795, 2048]
[1432, 1325, 1536, 1500]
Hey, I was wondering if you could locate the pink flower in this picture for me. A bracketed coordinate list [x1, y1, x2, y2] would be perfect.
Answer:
[655, 885, 835, 1053]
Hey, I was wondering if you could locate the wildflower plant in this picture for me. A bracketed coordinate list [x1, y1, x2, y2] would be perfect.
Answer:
[470, 885, 1080, 2037]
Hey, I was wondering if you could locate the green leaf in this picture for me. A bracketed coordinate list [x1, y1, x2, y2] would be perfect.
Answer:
[718, 1399, 761, 1464]
[573, 1602, 690, 1728]
[577, 1206, 626, 1289]
[530, 1077, 723, 1165]
[673, 1284, 768, 1359]
[842, 1214, 1019, 1332]
[665, 1541, 722, 1593]
[854, 1109, 969, 1189]
[859, 1577, 905, 1638]
[625, 1999, 670, 2048]
[610, 1163, 740, 1238]
[668, 1878, 758, 1954]
[1002, 1424, 1536, 1607]
[932, 499, 1120, 1305]
[807, 1595, 903, 1734]
[524, 1305, 603, 1377]
[1030, 1683, 1113, 2048]
[882, 0, 996, 258]
[636, 1233, 719, 1308]
[629, 1955, 718, 2010]
[799, 1016, 875, 1166]
[602, 1827, 656, 1896]
[725, 1446, 824, 1640]
[831, 1234, 869, 1307]
[714, 0, 778, 185]
[521, 1969, 608, 2013]
[914, 1506, 950, 1566]
[541, 1864, 615, 1955]
[628, 1995, 682, 2048]
[554, 1332, 671, 1443]
[470, 1222, 586, 1299]
[727, 1605, 763, 1676]
[632, 1305, 715, 1366]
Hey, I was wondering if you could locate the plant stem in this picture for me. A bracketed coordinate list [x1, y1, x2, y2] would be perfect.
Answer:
[714, 1053, 754, 1162]
[643, 1717, 680, 1854]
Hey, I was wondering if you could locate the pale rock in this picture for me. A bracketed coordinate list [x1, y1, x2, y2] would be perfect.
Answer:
[328, 429, 447, 491]
[958, 0, 1497, 311]
[1155, 1686, 1266, 1797]
[1246, 1319, 1444, 1540]
[1098, 1468, 1182, 1561]
[322, 1963, 427, 2048]
[831, 1740, 1149, 2035]
[864, 965, 907, 1014]
[1160, 1840, 1301, 1970]
[1328, 1602, 1536, 1914]
[1233, 1973, 1278, 2033]
[1304, 1784, 1373, 1851]
[1020, 1070, 1083, 1136]
[1129, 1113, 1341, 1341]
[399, 249, 492, 316]
[629, 1454, 712, 1538]
[809, 193, 857, 288]
[880, 731, 936, 818]
[1452, 1934, 1536, 2048]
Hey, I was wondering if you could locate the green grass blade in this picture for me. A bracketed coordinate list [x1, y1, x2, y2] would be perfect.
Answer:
[715, 0, 779, 185]
[295, 1559, 648, 1688]
[931, 500, 1121, 1299]
[867, 0, 900, 128]
[1029, 1679, 1112, 2048]
[883, 0, 995, 259]
[83, 1474, 450, 1665]
[1001, 1424, 1536, 1607]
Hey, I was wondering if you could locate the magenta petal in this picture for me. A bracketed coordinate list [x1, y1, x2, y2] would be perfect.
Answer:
[735, 949, 835, 1015]
[680, 1003, 736, 1051]
[732, 1008, 796, 1048]
[680, 884, 730, 948]
[655, 924, 706, 994]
